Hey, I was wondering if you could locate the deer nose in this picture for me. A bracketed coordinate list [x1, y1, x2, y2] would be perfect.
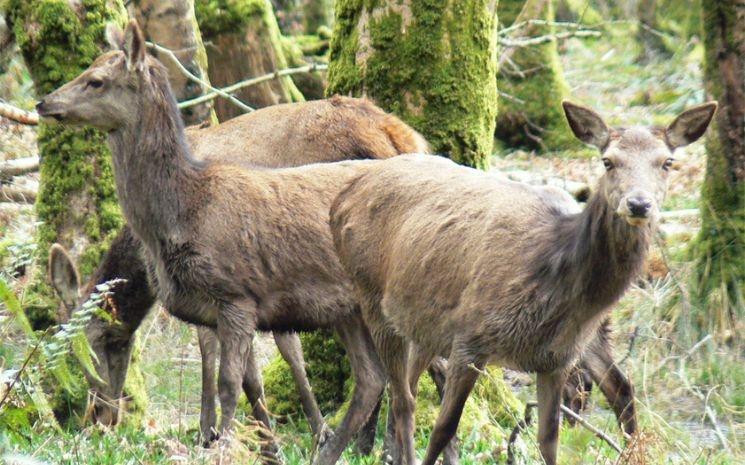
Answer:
[626, 196, 652, 217]
[35, 100, 45, 112]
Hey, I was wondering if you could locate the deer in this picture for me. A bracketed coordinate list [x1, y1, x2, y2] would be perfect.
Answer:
[329, 101, 717, 465]
[43, 94, 429, 448]
[33, 19, 436, 465]
[37, 33, 440, 464]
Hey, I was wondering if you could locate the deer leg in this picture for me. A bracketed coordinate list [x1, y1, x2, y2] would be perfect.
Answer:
[420, 348, 484, 465]
[273, 331, 328, 441]
[425, 357, 460, 465]
[374, 328, 416, 465]
[216, 299, 256, 435]
[197, 326, 219, 445]
[536, 370, 569, 465]
[241, 334, 281, 461]
[355, 396, 381, 455]
[582, 338, 637, 436]
[313, 314, 386, 465]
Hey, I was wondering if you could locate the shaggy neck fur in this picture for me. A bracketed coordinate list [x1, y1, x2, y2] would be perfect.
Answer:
[107, 62, 205, 251]
[528, 184, 652, 342]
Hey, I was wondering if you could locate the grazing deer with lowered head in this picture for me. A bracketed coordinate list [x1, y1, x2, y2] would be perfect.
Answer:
[330, 101, 716, 465]
[44, 92, 430, 447]
[35, 20, 429, 465]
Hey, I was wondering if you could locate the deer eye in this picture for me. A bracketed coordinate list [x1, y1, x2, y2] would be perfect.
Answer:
[602, 158, 614, 170]
[662, 158, 675, 171]
[86, 79, 103, 89]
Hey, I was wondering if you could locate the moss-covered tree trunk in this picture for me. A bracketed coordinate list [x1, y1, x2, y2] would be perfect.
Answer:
[496, 0, 577, 152]
[326, 0, 498, 168]
[195, 0, 303, 121]
[690, 0, 744, 337]
[6, 0, 147, 425]
[129, 0, 214, 125]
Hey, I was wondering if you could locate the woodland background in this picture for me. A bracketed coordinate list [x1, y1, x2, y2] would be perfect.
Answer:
[0, 0, 743, 464]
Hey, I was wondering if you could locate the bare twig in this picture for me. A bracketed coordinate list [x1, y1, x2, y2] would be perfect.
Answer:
[500, 29, 601, 48]
[649, 333, 712, 378]
[146, 41, 255, 114]
[0, 332, 46, 410]
[0, 157, 39, 178]
[507, 401, 537, 465]
[559, 405, 623, 452]
[178, 63, 329, 110]
[678, 356, 731, 452]
[0, 101, 39, 125]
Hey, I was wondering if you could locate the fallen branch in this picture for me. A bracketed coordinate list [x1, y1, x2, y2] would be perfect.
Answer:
[178, 63, 329, 110]
[500, 29, 601, 48]
[560, 404, 623, 452]
[0, 102, 39, 125]
[0, 183, 36, 203]
[503, 169, 591, 202]
[0, 157, 39, 178]
[659, 209, 699, 220]
[146, 41, 255, 114]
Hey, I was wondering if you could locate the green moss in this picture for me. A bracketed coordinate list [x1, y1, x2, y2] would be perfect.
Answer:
[194, 0, 265, 37]
[263, 331, 350, 418]
[496, 0, 579, 153]
[328, 0, 498, 168]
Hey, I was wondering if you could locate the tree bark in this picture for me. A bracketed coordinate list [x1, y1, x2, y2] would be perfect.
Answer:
[691, 0, 745, 338]
[496, 0, 577, 152]
[6, 0, 146, 426]
[195, 0, 303, 121]
[129, 0, 214, 125]
[327, 0, 499, 168]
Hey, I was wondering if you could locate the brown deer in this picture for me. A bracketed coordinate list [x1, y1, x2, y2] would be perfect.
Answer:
[329, 101, 716, 465]
[43, 94, 428, 447]
[34, 20, 423, 465]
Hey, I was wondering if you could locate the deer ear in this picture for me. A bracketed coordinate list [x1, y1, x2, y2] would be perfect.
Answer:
[105, 22, 125, 51]
[665, 102, 717, 149]
[122, 20, 146, 71]
[562, 101, 610, 150]
[49, 244, 81, 322]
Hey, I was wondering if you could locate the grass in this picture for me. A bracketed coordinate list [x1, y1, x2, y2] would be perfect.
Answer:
[1, 20, 744, 465]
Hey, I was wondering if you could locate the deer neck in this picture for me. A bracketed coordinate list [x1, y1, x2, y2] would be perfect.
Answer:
[107, 79, 204, 252]
[532, 191, 652, 319]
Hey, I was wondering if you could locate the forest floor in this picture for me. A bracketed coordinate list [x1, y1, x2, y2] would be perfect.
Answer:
[1, 23, 743, 465]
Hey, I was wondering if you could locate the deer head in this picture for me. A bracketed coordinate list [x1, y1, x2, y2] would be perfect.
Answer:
[563, 101, 717, 227]
[35, 20, 148, 131]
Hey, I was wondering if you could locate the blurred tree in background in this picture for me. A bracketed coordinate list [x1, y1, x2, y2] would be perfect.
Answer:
[691, 0, 744, 339]
[195, 0, 303, 121]
[496, 0, 577, 152]
[129, 0, 214, 125]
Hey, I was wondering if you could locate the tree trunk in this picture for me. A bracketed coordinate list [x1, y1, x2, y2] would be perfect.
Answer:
[302, 0, 333, 34]
[129, 0, 214, 125]
[6, 0, 146, 426]
[636, 0, 673, 63]
[327, 0, 499, 168]
[496, 0, 577, 152]
[691, 0, 745, 338]
[195, 0, 303, 121]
